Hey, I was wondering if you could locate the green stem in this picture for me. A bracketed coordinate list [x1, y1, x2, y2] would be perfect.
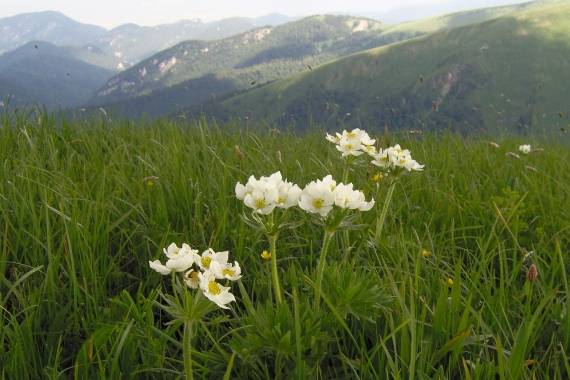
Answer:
[183, 321, 194, 380]
[315, 229, 335, 309]
[269, 234, 283, 304]
[375, 180, 397, 244]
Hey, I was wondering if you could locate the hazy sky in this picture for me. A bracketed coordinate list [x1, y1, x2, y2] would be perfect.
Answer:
[2, 0, 531, 28]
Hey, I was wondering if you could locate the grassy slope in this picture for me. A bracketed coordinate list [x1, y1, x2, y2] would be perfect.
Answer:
[90, 16, 385, 110]
[205, 1, 570, 134]
[0, 113, 569, 378]
[93, 4, 532, 118]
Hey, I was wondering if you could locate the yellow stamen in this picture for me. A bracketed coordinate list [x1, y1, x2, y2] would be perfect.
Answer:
[312, 198, 324, 209]
[222, 268, 235, 277]
[202, 256, 212, 269]
[255, 198, 266, 209]
[208, 281, 221, 295]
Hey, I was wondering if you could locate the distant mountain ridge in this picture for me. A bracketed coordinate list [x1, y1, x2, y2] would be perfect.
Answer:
[0, 11, 106, 54]
[189, 0, 570, 134]
[0, 41, 114, 108]
[89, 15, 385, 114]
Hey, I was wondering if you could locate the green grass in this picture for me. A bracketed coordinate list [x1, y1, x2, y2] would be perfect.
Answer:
[1, 112, 569, 379]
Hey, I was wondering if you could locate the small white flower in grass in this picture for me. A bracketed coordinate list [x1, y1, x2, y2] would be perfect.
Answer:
[326, 132, 342, 144]
[519, 144, 531, 154]
[194, 248, 229, 271]
[149, 260, 172, 275]
[326, 128, 376, 157]
[183, 269, 200, 289]
[333, 183, 375, 211]
[211, 260, 242, 281]
[243, 181, 279, 215]
[299, 176, 337, 217]
[236, 171, 301, 214]
[371, 144, 424, 172]
[199, 270, 236, 309]
[149, 243, 197, 274]
[336, 138, 364, 157]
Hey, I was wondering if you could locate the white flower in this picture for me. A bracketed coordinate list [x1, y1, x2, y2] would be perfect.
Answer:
[336, 138, 364, 157]
[194, 248, 229, 271]
[210, 260, 242, 281]
[326, 128, 376, 157]
[299, 176, 337, 217]
[519, 144, 531, 154]
[371, 144, 424, 172]
[183, 269, 200, 289]
[149, 260, 172, 275]
[150, 243, 197, 274]
[165, 243, 197, 272]
[199, 270, 236, 309]
[236, 171, 301, 214]
[333, 183, 375, 211]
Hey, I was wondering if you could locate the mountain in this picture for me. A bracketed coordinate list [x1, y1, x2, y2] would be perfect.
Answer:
[0, 41, 115, 108]
[90, 15, 385, 114]
[88, 15, 293, 69]
[364, 0, 530, 24]
[0, 11, 106, 54]
[185, 0, 570, 134]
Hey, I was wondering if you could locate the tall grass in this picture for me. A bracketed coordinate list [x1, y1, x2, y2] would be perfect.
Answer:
[1, 112, 569, 379]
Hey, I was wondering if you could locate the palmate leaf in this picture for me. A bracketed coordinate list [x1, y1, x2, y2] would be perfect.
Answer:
[319, 264, 391, 322]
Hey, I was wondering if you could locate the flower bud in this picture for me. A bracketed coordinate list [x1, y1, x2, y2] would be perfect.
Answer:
[527, 264, 538, 282]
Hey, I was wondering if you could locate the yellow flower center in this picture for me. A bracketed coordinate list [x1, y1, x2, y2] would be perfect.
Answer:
[346, 144, 353, 150]
[312, 198, 324, 209]
[202, 256, 212, 269]
[347, 132, 357, 138]
[277, 196, 285, 204]
[255, 198, 266, 209]
[208, 281, 221, 295]
[222, 268, 235, 277]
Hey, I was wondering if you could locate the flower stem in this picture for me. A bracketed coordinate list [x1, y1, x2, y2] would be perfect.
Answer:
[269, 234, 283, 305]
[315, 229, 334, 309]
[183, 321, 194, 380]
[375, 180, 397, 244]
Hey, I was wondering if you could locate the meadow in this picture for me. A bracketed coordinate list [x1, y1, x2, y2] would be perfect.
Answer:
[1, 112, 569, 379]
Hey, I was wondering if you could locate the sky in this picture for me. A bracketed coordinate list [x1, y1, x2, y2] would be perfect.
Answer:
[1, 0, 531, 28]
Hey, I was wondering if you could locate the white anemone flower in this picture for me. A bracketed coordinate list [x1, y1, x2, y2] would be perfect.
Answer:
[210, 260, 242, 281]
[199, 270, 236, 309]
[165, 243, 197, 272]
[194, 248, 229, 271]
[299, 176, 337, 217]
[519, 144, 531, 154]
[372, 144, 424, 172]
[183, 269, 200, 289]
[326, 129, 376, 157]
[149, 260, 172, 275]
[336, 138, 364, 157]
[236, 171, 302, 214]
[333, 183, 375, 211]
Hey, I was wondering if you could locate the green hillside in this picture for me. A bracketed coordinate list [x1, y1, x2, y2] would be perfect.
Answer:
[0, 41, 115, 108]
[90, 15, 385, 111]
[91, 3, 535, 118]
[191, 0, 570, 134]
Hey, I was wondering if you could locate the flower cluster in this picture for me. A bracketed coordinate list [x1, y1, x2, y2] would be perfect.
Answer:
[371, 144, 424, 172]
[149, 243, 241, 309]
[235, 171, 302, 215]
[326, 128, 377, 156]
[519, 144, 532, 154]
[299, 175, 375, 217]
